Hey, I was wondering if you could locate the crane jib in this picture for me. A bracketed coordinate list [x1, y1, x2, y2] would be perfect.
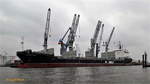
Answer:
[58, 14, 80, 55]
[43, 8, 51, 52]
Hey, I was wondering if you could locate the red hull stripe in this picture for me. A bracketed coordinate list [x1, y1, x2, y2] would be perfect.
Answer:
[16, 63, 132, 68]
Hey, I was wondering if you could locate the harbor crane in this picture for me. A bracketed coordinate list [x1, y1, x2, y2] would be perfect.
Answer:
[90, 20, 102, 57]
[85, 20, 102, 57]
[58, 14, 80, 55]
[105, 27, 115, 52]
[43, 8, 51, 52]
[96, 24, 104, 57]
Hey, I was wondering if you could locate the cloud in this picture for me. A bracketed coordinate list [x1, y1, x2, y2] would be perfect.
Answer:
[0, 0, 150, 60]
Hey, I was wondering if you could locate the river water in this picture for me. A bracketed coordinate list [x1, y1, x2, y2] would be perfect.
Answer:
[0, 66, 150, 84]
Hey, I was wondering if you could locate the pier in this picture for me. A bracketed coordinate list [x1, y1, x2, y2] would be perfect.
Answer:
[142, 52, 150, 68]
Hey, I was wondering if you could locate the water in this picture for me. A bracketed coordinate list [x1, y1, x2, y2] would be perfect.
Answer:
[0, 66, 150, 84]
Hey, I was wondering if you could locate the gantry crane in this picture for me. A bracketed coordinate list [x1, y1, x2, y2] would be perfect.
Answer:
[58, 14, 80, 55]
[43, 8, 51, 52]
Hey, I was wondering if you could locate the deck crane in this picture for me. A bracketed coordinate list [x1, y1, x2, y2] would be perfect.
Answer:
[58, 28, 71, 55]
[105, 27, 115, 52]
[43, 8, 51, 52]
[90, 20, 102, 57]
[58, 14, 80, 55]
[96, 24, 104, 57]
[85, 20, 102, 57]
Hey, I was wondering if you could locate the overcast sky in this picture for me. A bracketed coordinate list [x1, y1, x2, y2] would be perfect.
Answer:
[0, 0, 150, 60]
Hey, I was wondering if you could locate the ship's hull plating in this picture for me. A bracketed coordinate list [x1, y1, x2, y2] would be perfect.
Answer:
[16, 63, 134, 68]
[16, 50, 133, 68]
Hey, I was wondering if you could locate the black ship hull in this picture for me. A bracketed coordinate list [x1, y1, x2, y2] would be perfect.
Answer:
[17, 50, 132, 64]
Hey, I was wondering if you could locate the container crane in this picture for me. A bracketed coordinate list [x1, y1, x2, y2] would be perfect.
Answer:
[105, 27, 115, 52]
[58, 14, 80, 55]
[43, 8, 51, 52]
[96, 24, 104, 57]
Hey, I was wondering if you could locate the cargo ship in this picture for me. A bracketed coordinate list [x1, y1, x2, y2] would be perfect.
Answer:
[14, 8, 133, 68]
[16, 49, 133, 68]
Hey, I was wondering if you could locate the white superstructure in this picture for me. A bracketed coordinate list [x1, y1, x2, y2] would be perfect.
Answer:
[101, 49, 130, 60]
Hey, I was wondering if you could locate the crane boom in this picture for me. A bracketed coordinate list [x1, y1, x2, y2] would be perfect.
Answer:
[105, 27, 115, 52]
[96, 24, 104, 57]
[43, 8, 51, 52]
[58, 28, 70, 55]
[58, 14, 80, 55]
[98, 24, 104, 51]
[61, 28, 71, 41]
[67, 14, 80, 51]
[90, 20, 102, 56]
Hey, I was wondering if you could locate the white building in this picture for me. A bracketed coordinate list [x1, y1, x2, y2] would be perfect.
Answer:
[0, 55, 16, 65]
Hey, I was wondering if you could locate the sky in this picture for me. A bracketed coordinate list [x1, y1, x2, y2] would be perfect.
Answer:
[0, 0, 150, 60]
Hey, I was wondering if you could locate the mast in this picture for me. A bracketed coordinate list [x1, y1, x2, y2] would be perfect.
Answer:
[43, 8, 51, 52]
